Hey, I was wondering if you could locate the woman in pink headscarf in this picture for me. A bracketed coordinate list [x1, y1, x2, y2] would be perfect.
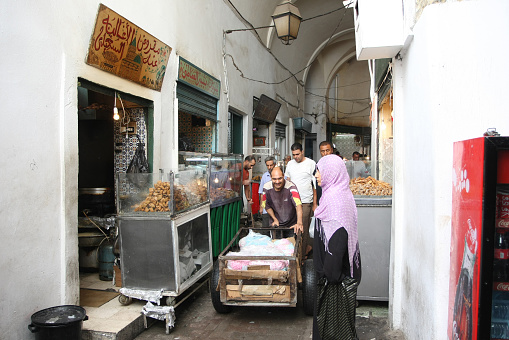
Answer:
[312, 154, 361, 340]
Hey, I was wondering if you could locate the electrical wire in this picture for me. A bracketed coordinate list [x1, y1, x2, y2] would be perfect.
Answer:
[224, 0, 362, 117]
[224, 0, 351, 87]
[375, 63, 393, 94]
[117, 93, 130, 140]
[82, 210, 110, 241]
[301, 3, 350, 22]
[224, 0, 301, 85]
[306, 80, 371, 90]
[305, 91, 370, 102]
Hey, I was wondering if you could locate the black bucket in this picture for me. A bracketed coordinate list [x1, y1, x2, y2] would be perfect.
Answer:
[28, 305, 88, 340]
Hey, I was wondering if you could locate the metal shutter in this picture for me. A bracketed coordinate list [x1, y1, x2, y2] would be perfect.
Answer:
[177, 83, 218, 121]
[275, 122, 286, 138]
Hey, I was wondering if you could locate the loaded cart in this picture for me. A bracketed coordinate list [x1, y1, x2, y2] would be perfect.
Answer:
[115, 152, 213, 331]
[210, 227, 317, 315]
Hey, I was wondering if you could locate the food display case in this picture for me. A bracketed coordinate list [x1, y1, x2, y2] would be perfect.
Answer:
[345, 159, 372, 179]
[115, 157, 213, 311]
[176, 152, 210, 212]
[208, 154, 243, 257]
[251, 147, 273, 181]
[350, 173, 392, 301]
[209, 153, 243, 208]
[117, 154, 209, 216]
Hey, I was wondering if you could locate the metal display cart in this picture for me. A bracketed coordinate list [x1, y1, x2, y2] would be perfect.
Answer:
[115, 153, 213, 329]
[355, 197, 392, 301]
[117, 205, 212, 303]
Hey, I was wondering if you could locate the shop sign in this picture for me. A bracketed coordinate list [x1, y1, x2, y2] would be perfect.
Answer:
[178, 58, 220, 99]
[86, 4, 172, 91]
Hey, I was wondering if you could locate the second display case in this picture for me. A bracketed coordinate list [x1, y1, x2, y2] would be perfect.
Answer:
[209, 153, 243, 208]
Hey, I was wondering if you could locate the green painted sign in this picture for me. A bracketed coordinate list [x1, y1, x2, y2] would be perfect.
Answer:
[178, 58, 220, 99]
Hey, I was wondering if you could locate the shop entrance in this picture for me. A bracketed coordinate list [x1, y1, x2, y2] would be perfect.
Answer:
[229, 110, 243, 155]
[77, 79, 153, 293]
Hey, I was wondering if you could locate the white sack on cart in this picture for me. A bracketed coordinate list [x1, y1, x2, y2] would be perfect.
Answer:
[226, 230, 294, 271]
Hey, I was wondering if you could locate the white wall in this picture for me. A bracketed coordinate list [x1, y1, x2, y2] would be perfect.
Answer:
[0, 1, 297, 338]
[391, 0, 509, 338]
[303, 31, 370, 159]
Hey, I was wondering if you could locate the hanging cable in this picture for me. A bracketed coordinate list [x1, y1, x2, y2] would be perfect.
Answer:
[306, 80, 371, 90]
[116, 93, 130, 139]
[223, 0, 350, 87]
[222, 31, 230, 104]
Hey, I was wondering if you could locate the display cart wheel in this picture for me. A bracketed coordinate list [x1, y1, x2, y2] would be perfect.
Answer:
[210, 261, 232, 314]
[165, 296, 176, 306]
[301, 259, 317, 316]
[118, 294, 133, 306]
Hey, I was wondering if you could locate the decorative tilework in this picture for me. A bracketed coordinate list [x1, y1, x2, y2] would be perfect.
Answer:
[114, 108, 147, 174]
[178, 111, 214, 153]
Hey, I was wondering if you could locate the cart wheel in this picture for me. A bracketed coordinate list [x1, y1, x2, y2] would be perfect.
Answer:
[118, 294, 132, 306]
[210, 261, 231, 314]
[165, 296, 176, 306]
[302, 259, 317, 316]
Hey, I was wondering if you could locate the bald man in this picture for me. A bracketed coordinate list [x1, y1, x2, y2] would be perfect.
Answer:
[260, 167, 304, 236]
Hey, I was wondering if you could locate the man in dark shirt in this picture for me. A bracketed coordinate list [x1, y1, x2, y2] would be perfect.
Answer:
[261, 167, 303, 234]
[243, 155, 257, 205]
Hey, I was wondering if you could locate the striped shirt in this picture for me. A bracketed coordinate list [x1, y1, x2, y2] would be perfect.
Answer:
[261, 180, 302, 228]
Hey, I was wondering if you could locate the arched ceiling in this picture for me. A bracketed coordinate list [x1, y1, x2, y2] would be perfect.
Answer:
[226, 0, 371, 127]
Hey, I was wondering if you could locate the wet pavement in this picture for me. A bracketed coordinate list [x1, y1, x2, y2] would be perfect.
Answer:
[133, 284, 406, 340]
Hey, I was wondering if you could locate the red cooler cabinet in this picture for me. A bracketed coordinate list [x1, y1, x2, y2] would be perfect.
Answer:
[448, 137, 509, 340]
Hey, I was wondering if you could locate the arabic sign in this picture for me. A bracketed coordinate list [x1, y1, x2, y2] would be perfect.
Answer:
[86, 4, 171, 91]
[178, 58, 220, 99]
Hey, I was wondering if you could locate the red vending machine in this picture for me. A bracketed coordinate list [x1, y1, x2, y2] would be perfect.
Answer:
[448, 136, 509, 340]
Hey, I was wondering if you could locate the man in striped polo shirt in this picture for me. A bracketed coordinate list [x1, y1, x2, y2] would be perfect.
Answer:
[261, 167, 304, 238]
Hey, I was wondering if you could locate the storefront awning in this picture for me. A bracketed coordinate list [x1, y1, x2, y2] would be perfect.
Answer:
[293, 117, 312, 134]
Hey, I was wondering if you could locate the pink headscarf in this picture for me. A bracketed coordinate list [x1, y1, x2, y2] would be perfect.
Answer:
[314, 154, 359, 277]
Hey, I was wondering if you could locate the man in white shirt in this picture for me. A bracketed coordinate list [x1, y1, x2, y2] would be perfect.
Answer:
[284, 143, 317, 259]
[258, 156, 276, 229]
[347, 151, 368, 179]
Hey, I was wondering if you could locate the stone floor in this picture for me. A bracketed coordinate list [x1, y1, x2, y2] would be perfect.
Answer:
[79, 215, 406, 340]
[133, 284, 406, 340]
[80, 272, 146, 340]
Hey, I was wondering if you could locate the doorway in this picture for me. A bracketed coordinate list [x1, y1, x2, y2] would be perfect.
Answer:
[305, 133, 316, 161]
[228, 110, 243, 155]
[77, 79, 153, 297]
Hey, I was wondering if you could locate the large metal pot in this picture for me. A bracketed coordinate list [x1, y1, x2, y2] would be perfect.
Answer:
[78, 187, 115, 217]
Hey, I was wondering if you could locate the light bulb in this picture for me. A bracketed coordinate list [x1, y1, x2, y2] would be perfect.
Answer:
[214, 176, 219, 184]
[113, 107, 120, 120]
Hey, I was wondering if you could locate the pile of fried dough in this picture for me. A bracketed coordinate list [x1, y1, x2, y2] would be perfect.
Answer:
[349, 176, 392, 196]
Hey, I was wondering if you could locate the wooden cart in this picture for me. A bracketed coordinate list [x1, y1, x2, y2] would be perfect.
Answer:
[210, 227, 316, 315]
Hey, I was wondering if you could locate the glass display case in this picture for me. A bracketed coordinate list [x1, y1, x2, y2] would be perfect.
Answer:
[345, 159, 393, 199]
[209, 153, 243, 207]
[117, 172, 172, 215]
[345, 159, 371, 180]
[176, 152, 210, 213]
[348, 158, 392, 301]
[252, 147, 274, 181]
[117, 153, 210, 216]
